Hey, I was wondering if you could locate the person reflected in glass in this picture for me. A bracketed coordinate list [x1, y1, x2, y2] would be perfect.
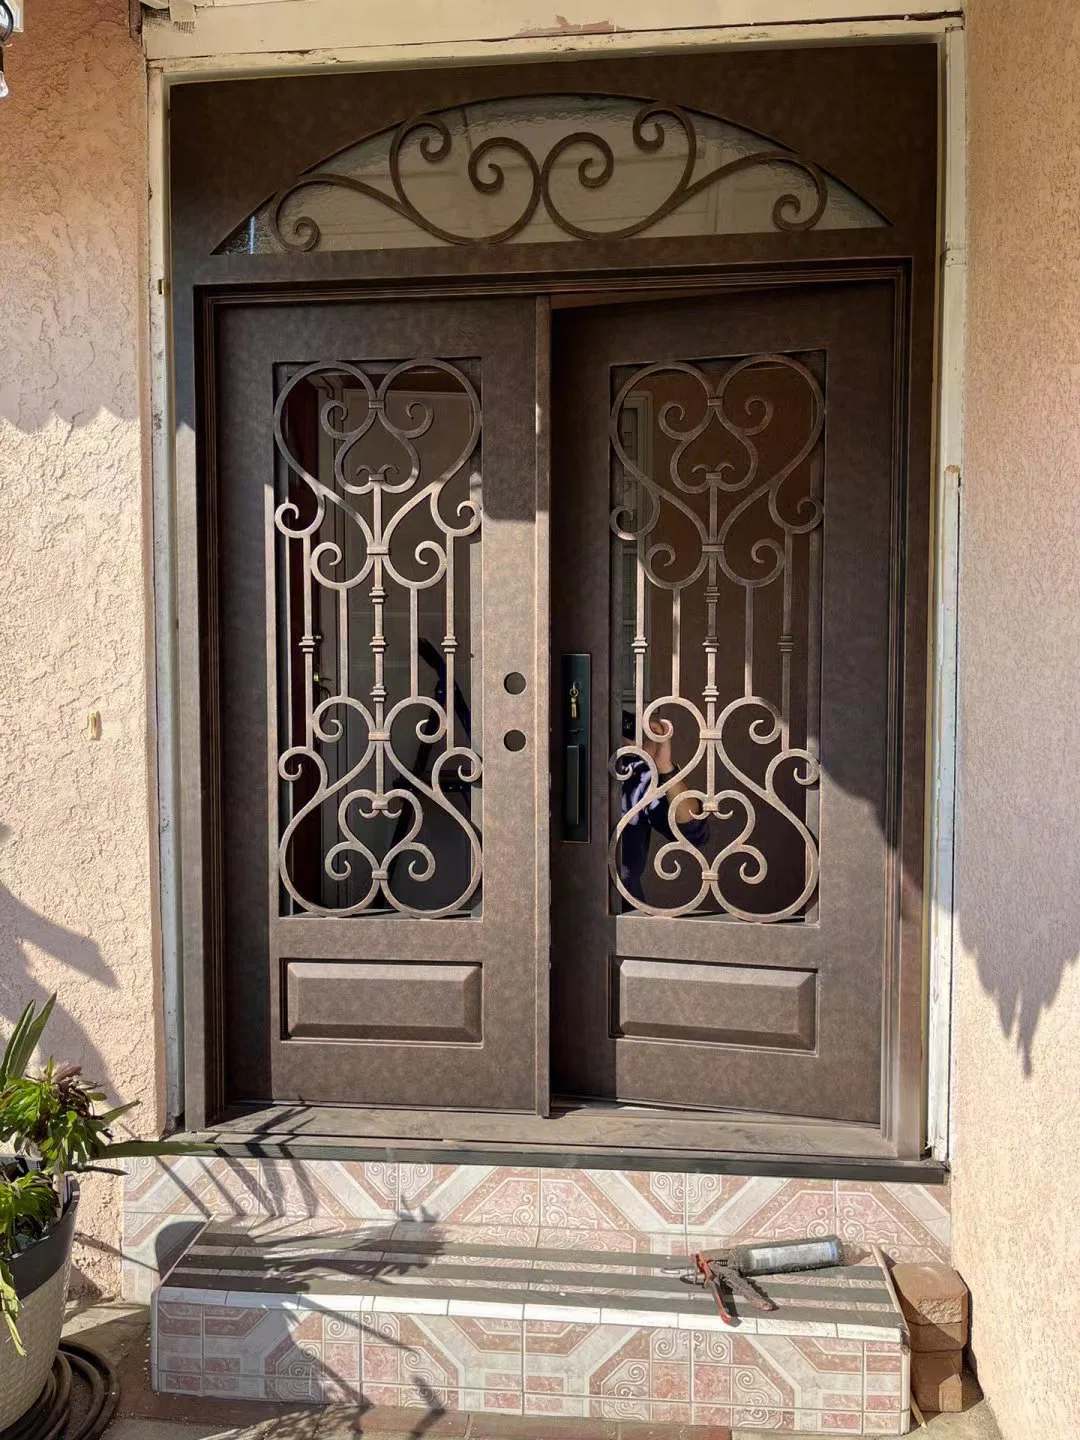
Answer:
[619, 711, 709, 907]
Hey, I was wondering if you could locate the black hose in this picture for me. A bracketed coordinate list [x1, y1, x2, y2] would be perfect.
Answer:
[0, 1344, 119, 1440]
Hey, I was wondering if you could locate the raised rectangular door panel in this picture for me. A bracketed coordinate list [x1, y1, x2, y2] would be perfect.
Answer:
[214, 297, 542, 1110]
[284, 961, 482, 1043]
[550, 282, 904, 1124]
[612, 957, 817, 1050]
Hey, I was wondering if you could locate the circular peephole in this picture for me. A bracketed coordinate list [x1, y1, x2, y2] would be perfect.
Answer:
[503, 671, 527, 696]
[503, 729, 527, 752]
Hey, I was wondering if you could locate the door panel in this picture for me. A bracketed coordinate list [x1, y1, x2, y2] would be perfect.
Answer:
[550, 283, 899, 1123]
[216, 297, 541, 1109]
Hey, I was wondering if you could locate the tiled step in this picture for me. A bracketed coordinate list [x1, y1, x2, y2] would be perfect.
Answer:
[153, 1219, 912, 1434]
[122, 1155, 952, 1305]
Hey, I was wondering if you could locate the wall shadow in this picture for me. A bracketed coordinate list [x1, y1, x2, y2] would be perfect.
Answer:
[0, 823, 119, 1090]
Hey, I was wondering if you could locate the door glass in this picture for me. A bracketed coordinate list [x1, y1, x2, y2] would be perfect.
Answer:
[218, 95, 885, 255]
[609, 353, 824, 922]
[273, 359, 483, 917]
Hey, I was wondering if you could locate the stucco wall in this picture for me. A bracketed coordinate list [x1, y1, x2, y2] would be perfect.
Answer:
[953, 2, 1080, 1434]
[0, 0, 158, 1296]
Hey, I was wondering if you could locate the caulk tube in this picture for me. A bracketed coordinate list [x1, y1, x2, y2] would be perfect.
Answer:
[728, 1235, 844, 1276]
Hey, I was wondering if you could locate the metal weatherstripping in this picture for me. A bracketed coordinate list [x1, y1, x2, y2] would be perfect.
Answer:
[215, 95, 888, 256]
[608, 353, 825, 922]
[272, 357, 484, 918]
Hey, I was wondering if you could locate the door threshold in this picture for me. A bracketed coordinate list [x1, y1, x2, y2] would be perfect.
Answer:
[187, 1100, 947, 1183]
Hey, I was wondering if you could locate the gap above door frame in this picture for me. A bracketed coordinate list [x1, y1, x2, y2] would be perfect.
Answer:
[144, 17, 966, 1165]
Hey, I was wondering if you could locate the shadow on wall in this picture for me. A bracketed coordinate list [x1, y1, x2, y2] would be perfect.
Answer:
[952, 755, 1080, 1078]
[0, 1, 143, 434]
[0, 823, 119, 1091]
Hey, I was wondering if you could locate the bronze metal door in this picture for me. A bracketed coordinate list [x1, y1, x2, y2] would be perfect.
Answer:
[550, 282, 902, 1123]
[215, 297, 543, 1110]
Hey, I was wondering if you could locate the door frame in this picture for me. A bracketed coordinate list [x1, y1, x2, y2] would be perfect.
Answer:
[145, 21, 966, 1166]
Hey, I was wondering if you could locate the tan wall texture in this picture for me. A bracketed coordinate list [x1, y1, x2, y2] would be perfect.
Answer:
[953, 2, 1080, 1434]
[0, 0, 159, 1297]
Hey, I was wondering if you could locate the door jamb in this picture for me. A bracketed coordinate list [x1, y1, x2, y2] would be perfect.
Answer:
[145, 19, 965, 1163]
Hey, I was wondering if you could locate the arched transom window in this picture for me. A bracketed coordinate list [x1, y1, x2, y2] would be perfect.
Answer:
[217, 94, 887, 255]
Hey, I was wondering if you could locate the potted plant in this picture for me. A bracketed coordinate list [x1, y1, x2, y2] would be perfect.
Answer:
[0, 996, 171, 1429]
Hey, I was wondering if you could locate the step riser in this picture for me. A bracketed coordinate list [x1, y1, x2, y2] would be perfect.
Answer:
[151, 1217, 913, 1434]
[123, 1157, 950, 1305]
[153, 1297, 910, 1434]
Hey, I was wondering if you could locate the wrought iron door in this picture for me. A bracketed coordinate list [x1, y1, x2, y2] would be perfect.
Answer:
[215, 297, 542, 1109]
[550, 282, 900, 1122]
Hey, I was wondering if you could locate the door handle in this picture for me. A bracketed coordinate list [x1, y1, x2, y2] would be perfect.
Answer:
[563, 654, 590, 842]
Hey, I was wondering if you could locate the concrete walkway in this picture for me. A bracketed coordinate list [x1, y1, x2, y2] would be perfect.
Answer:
[63, 1303, 1003, 1440]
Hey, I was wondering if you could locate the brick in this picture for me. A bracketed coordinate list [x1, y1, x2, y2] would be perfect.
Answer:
[912, 1349, 964, 1414]
[908, 1316, 968, 1352]
[891, 1264, 969, 1332]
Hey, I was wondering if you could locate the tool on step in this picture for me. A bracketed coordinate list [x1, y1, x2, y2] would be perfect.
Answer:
[690, 1235, 844, 1327]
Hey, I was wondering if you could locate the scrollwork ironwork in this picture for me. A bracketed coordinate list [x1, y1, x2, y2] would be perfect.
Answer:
[269, 102, 828, 253]
[274, 358, 483, 918]
[609, 354, 825, 922]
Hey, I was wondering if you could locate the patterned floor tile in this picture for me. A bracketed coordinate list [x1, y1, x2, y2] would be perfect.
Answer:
[202, 1302, 367, 1386]
[360, 1308, 523, 1407]
[539, 1171, 685, 1233]
[396, 1165, 541, 1226]
[685, 1177, 836, 1244]
[522, 1392, 588, 1417]
[834, 1182, 950, 1264]
[728, 1406, 795, 1430]
[123, 1213, 209, 1304]
[587, 1398, 652, 1421]
[389, 1222, 538, 1264]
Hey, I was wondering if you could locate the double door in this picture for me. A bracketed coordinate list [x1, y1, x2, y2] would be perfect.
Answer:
[215, 278, 900, 1125]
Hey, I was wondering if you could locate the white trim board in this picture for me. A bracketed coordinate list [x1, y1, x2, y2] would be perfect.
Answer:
[145, 20, 965, 1157]
[142, 1, 961, 64]
[926, 26, 967, 1163]
[147, 65, 183, 1124]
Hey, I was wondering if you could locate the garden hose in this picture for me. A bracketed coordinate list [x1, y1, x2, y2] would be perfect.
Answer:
[0, 1343, 119, 1440]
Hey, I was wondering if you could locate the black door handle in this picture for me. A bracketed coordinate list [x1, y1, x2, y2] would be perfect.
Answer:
[563, 654, 590, 842]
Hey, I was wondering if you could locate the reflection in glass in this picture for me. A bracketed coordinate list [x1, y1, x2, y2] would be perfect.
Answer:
[218, 95, 886, 255]
[609, 354, 824, 922]
[273, 360, 483, 917]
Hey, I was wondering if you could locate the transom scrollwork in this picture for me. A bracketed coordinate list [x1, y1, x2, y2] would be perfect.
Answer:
[272, 104, 826, 252]
[609, 353, 825, 922]
[218, 95, 886, 256]
[274, 358, 483, 918]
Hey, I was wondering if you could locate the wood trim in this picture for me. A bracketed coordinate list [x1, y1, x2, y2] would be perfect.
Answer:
[142, 2, 960, 66]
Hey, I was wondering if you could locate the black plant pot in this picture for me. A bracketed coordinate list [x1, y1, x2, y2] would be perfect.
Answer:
[1, 1180, 80, 1430]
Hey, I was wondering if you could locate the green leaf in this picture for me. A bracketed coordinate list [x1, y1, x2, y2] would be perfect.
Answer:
[94, 1101, 139, 1126]
[0, 994, 56, 1089]
[0, 1259, 25, 1358]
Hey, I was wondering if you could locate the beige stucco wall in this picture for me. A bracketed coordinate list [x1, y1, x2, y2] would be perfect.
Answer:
[952, 1, 1080, 1434]
[0, 0, 159, 1296]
